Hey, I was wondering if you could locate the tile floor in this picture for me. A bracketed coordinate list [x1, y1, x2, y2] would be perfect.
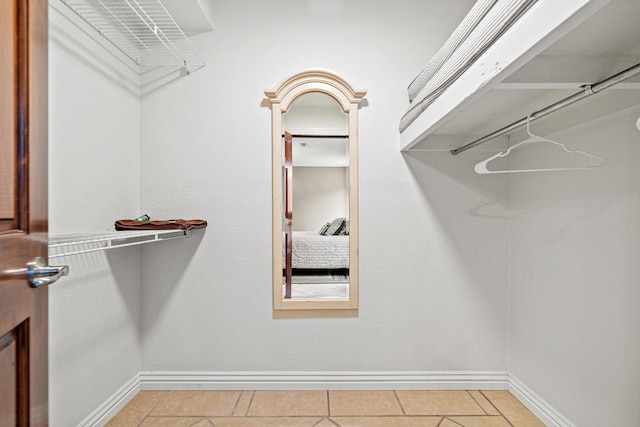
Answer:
[106, 389, 546, 426]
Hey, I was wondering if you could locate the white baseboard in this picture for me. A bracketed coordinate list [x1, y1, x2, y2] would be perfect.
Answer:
[508, 374, 576, 427]
[139, 370, 509, 391]
[78, 374, 140, 427]
[83, 371, 575, 427]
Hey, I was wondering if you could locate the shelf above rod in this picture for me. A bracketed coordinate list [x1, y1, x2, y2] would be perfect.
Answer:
[48, 229, 190, 259]
[451, 61, 640, 155]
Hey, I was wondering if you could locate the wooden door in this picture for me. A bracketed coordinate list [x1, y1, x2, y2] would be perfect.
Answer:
[0, 0, 49, 425]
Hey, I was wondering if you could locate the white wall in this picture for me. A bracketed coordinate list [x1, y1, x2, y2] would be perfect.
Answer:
[139, 0, 508, 374]
[508, 108, 640, 426]
[48, 4, 142, 426]
[284, 96, 348, 132]
[293, 167, 348, 231]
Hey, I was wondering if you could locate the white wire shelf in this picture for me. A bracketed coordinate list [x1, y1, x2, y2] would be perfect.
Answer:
[52, 0, 206, 74]
[48, 229, 190, 259]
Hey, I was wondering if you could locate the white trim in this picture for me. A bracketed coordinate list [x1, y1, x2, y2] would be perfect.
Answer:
[77, 374, 140, 427]
[82, 371, 576, 427]
[138, 371, 508, 391]
[508, 374, 576, 427]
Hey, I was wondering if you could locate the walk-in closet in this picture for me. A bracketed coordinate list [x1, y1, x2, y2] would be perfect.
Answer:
[1, 0, 637, 426]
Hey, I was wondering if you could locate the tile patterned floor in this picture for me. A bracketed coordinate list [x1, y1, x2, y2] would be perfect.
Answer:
[106, 389, 546, 427]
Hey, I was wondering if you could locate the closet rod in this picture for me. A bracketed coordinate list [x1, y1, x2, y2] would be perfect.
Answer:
[282, 134, 348, 138]
[451, 61, 640, 155]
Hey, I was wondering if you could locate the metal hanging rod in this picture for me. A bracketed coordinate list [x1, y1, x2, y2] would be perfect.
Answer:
[451, 61, 640, 155]
[282, 134, 348, 139]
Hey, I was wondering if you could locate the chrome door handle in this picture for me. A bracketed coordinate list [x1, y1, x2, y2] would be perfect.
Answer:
[27, 257, 69, 287]
[3, 257, 69, 288]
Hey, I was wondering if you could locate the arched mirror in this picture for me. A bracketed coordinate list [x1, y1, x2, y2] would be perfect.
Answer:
[265, 70, 366, 314]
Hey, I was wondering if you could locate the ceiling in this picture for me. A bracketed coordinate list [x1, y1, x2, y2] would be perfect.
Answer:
[160, 0, 214, 37]
[543, 0, 640, 56]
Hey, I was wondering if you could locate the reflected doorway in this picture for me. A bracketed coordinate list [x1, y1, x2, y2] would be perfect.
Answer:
[281, 93, 351, 299]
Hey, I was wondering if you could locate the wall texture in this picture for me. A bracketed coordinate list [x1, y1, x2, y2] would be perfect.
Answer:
[139, 0, 508, 374]
[508, 109, 640, 427]
[293, 167, 348, 232]
[48, 5, 142, 426]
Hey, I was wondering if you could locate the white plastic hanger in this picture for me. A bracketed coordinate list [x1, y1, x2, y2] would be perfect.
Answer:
[474, 115, 605, 174]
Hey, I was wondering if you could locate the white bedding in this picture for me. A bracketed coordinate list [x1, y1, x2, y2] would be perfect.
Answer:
[284, 231, 349, 269]
[400, 0, 538, 132]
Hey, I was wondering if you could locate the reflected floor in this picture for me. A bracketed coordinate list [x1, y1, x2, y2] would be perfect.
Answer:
[283, 271, 349, 298]
[283, 282, 349, 299]
[291, 273, 348, 284]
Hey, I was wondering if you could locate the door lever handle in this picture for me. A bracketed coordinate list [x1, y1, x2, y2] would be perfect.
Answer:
[3, 257, 69, 288]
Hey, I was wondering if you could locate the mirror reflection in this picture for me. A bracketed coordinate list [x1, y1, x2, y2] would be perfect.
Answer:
[0, 142, 14, 231]
[282, 93, 350, 299]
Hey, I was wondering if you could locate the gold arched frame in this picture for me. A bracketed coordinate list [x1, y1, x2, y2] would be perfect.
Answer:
[265, 69, 366, 316]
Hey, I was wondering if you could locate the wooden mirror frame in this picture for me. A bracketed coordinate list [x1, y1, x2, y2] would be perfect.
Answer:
[265, 69, 366, 315]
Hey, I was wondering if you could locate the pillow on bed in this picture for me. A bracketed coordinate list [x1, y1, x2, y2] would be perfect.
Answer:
[340, 219, 349, 235]
[325, 217, 346, 235]
[318, 222, 331, 235]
